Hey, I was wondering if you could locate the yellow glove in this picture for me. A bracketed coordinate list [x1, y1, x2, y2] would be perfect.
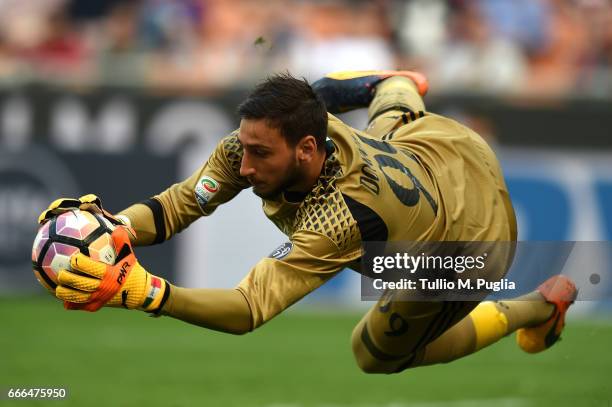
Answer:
[55, 227, 169, 313]
[38, 194, 134, 238]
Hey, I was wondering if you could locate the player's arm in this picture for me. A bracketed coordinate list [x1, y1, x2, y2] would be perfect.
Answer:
[117, 132, 249, 246]
[159, 288, 252, 334]
[158, 230, 360, 332]
[56, 228, 360, 334]
[52, 225, 250, 333]
[237, 231, 361, 329]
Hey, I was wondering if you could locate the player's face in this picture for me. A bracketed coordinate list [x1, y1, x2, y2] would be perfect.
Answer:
[238, 119, 305, 199]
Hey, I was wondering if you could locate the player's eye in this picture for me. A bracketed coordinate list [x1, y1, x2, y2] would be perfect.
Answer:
[253, 149, 269, 158]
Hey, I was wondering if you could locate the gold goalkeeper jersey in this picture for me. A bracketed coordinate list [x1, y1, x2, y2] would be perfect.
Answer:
[150, 112, 516, 328]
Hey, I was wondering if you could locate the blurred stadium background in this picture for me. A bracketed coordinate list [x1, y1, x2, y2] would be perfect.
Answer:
[1, 0, 611, 406]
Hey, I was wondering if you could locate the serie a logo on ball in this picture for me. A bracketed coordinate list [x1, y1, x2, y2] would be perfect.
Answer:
[31, 210, 117, 292]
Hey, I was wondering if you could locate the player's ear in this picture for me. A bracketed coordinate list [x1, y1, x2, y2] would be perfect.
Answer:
[297, 135, 317, 161]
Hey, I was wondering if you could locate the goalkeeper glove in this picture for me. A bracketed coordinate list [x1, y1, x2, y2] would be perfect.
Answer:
[38, 194, 134, 238]
[55, 226, 169, 313]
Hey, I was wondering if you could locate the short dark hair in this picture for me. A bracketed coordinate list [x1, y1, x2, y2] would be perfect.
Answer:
[238, 73, 328, 149]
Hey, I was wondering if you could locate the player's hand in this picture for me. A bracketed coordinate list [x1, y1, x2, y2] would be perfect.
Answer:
[38, 194, 135, 238]
[55, 227, 169, 313]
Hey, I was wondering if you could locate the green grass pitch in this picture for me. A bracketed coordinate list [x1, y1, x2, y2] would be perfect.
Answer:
[1, 296, 611, 407]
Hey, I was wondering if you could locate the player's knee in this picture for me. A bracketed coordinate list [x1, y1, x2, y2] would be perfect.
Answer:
[229, 327, 250, 336]
[352, 351, 400, 374]
[353, 355, 394, 374]
[351, 330, 397, 374]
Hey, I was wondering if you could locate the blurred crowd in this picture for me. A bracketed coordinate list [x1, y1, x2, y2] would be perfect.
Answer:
[0, 0, 610, 97]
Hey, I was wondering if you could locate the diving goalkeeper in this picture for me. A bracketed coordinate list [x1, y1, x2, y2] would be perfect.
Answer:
[39, 71, 577, 373]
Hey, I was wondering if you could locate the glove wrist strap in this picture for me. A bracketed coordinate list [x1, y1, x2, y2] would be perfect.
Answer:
[141, 277, 170, 314]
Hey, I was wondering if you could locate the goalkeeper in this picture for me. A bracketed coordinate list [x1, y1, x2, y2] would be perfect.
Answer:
[40, 71, 577, 373]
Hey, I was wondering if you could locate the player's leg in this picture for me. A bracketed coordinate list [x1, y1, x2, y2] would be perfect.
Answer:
[351, 293, 476, 374]
[365, 76, 427, 139]
[416, 292, 555, 366]
[312, 70, 428, 139]
[351, 275, 576, 374]
[351, 241, 510, 373]
[418, 275, 577, 365]
[312, 70, 428, 113]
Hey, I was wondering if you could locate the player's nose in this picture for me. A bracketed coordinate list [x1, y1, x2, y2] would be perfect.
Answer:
[239, 155, 256, 177]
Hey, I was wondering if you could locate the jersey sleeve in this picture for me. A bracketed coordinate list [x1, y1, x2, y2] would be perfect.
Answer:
[236, 230, 362, 330]
[149, 132, 250, 241]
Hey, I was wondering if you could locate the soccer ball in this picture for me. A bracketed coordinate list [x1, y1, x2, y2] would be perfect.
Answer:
[32, 209, 117, 292]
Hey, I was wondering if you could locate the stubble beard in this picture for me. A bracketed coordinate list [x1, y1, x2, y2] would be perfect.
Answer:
[252, 159, 304, 200]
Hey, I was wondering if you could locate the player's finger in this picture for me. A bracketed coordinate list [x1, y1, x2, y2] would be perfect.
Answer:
[57, 269, 100, 292]
[70, 252, 107, 279]
[55, 285, 91, 303]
